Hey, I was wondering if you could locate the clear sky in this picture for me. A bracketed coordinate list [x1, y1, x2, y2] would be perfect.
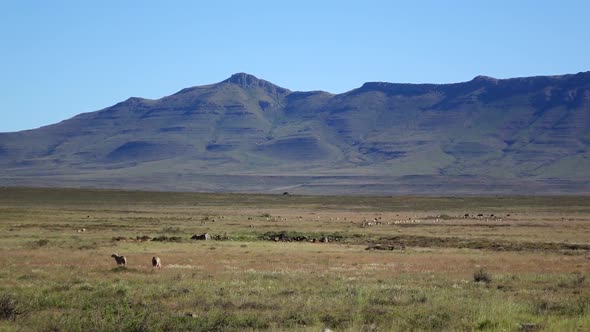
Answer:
[1, 0, 588, 132]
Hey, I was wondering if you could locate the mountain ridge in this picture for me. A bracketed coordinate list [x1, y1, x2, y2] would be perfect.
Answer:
[1, 71, 589, 194]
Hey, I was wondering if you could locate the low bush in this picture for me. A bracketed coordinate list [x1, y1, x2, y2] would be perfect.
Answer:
[473, 268, 492, 283]
[0, 293, 27, 321]
[31, 239, 50, 248]
[152, 236, 182, 242]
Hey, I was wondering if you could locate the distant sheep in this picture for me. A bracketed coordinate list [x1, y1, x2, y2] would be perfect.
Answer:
[191, 233, 210, 240]
[152, 256, 162, 269]
[111, 253, 127, 266]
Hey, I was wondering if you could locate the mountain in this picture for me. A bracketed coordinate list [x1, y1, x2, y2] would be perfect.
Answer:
[1, 72, 589, 194]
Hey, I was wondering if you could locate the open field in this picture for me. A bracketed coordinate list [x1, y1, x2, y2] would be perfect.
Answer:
[0, 187, 589, 331]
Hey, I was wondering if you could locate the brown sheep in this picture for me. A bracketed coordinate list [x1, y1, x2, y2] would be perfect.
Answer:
[152, 256, 162, 269]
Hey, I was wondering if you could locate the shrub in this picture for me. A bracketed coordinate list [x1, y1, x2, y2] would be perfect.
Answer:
[473, 268, 492, 283]
[152, 236, 182, 242]
[476, 319, 497, 330]
[571, 272, 585, 287]
[0, 294, 27, 321]
[31, 239, 50, 248]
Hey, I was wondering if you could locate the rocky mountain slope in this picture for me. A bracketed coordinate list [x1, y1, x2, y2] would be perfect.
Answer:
[1, 72, 589, 194]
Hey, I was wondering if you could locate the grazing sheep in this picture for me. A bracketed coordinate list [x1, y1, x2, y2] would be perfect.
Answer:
[191, 233, 210, 240]
[111, 253, 127, 266]
[152, 256, 162, 269]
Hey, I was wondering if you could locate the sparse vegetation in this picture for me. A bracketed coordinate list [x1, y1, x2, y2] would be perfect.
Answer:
[151, 235, 183, 242]
[31, 239, 49, 248]
[0, 294, 27, 321]
[0, 188, 588, 331]
[571, 272, 586, 287]
[259, 230, 345, 242]
[473, 268, 492, 283]
[161, 226, 182, 234]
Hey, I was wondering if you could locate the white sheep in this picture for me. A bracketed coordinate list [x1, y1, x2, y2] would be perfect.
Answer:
[111, 253, 127, 266]
[152, 256, 162, 269]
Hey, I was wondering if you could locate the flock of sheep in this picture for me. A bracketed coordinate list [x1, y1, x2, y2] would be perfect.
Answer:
[111, 253, 161, 269]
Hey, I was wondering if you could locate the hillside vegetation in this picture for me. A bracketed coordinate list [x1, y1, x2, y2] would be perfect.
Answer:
[1, 72, 589, 193]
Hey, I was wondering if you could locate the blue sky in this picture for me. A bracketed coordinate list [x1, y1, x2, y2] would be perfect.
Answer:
[1, 1, 588, 132]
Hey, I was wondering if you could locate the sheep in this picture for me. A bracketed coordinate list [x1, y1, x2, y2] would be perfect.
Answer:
[152, 256, 162, 269]
[191, 233, 210, 240]
[111, 253, 127, 266]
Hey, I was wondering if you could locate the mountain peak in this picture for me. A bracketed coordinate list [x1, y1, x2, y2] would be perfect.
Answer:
[224, 73, 262, 86]
[471, 75, 498, 84]
[221, 73, 290, 94]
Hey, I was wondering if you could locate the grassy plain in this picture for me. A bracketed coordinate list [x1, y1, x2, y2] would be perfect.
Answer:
[0, 187, 589, 331]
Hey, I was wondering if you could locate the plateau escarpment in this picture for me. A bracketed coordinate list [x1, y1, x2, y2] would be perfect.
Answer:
[1, 72, 589, 194]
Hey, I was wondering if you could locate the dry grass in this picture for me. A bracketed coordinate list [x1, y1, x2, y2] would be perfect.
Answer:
[0, 187, 589, 331]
